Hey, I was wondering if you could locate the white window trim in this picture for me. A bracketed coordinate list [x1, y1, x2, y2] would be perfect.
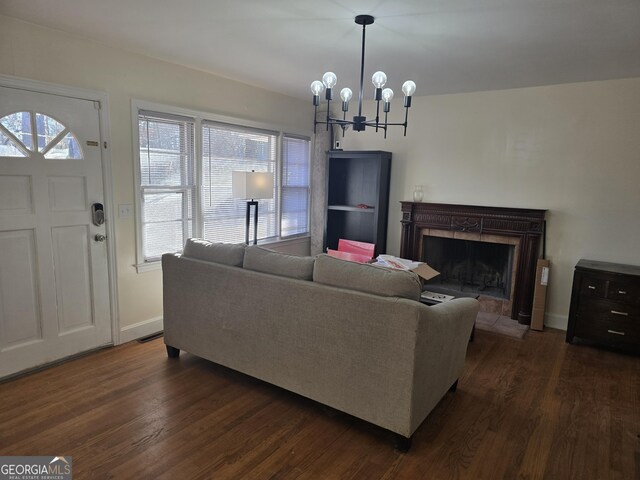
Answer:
[131, 99, 313, 272]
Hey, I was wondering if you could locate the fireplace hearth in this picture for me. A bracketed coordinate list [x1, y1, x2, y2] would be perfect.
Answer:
[400, 202, 546, 324]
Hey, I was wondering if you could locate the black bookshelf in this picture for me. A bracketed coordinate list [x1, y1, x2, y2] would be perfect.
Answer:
[324, 150, 392, 256]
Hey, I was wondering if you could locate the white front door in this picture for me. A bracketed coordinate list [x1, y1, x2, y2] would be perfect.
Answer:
[0, 86, 112, 378]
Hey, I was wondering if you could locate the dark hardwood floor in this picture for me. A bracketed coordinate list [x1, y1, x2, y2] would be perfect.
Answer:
[1, 329, 638, 479]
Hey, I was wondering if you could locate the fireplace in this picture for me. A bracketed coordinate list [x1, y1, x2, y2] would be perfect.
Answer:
[400, 202, 546, 324]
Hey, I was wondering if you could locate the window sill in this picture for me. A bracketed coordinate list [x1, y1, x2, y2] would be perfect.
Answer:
[259, 235, 310, 248]
[134, 261, 163, 274]
[134, 235, 311, 274]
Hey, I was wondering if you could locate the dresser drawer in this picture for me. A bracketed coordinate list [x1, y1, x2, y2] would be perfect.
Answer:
[574, 313, 640, 346]
[607, 280, 640, 305]
[577, 297, 640, 323]
[579, 276, 606, 298]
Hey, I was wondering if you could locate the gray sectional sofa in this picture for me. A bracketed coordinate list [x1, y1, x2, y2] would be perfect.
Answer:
[162, 239, 479, 450]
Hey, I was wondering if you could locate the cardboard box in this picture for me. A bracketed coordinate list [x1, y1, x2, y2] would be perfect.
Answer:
[375, 255, 440, 281]
[411, 263, 440, 281]
[531, 259, 550, 331]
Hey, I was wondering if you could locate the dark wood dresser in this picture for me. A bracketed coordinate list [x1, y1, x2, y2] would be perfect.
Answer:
[566, 259, 640, 352]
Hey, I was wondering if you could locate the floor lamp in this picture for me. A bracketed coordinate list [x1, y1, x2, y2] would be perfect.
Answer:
[232, 171, 274, 245]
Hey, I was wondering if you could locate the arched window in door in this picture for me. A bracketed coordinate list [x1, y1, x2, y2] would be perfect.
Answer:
[0, 111, 83, 159]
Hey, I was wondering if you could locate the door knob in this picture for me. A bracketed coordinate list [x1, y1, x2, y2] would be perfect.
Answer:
[95, 234, 107, 242]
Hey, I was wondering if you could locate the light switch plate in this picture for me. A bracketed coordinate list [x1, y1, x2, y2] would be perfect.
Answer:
[118, 204, 133, 218]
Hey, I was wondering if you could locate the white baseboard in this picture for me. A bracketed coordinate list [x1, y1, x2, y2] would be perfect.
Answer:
[118, 316, 164, 344]
[544, 312, 567, 331]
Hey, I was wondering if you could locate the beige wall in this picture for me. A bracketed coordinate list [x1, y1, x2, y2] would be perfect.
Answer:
[342, 78, 640, 329]
[0, 15, 311, 334]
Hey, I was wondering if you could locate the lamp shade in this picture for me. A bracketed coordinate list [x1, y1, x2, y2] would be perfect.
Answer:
[232, 171, 274, 200]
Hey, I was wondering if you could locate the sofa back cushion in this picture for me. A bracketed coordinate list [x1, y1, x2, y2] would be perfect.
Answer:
[313, 254, 421, 301]
[243, 246, 315, 281]
[183, 238, 245, 267]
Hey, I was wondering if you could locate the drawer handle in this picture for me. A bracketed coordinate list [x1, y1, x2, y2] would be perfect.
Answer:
[607, 329, 626, 336]
[617, 290, 627, 295]
[610, 310, 628, 316]
[587, 285, 596, 290]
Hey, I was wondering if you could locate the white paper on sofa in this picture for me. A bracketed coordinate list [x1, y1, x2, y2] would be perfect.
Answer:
[374, 255, 440, 281]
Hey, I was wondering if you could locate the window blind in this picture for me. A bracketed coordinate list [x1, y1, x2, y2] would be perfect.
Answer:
[138, 111, 195, 261]
[281, 135, 310, 237]
[202, 122, 277, 244]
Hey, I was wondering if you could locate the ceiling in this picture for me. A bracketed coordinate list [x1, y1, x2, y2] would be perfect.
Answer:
[2, 0, 639, 99]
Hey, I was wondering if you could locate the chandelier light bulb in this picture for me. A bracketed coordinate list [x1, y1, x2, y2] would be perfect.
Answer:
[322, 72, 337, 89]
[381, 88, 394, 102]
[340, 88, 353, 102]
[402, 80, 416, 97]
[371, 71, 387, 89]
[310, 80, 324, 96]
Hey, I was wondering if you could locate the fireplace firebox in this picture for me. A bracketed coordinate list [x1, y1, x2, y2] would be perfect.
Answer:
[400, 202, 546, 324]
[423, 237, 515, 300]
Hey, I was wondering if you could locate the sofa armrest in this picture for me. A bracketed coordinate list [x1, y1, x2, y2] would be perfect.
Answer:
[409, 298, 480, 433]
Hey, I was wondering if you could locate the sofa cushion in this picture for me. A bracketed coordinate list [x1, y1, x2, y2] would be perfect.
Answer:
[243, 246, 315, 280]
[183, 238, 245, 267]
[313, 254, 421, 301]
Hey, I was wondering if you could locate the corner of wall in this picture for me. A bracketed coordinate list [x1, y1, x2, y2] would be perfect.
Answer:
[119, 316, 163, 345]
[544, 312, 567, 331]
[310, 127, 332, 255]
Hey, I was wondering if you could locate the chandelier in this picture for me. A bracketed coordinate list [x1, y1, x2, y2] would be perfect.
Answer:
[310, 14, 416, 138]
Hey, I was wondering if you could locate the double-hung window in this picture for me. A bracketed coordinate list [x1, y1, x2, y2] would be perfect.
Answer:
[281, 135, 311, 237]
[137, 111, 195, 262]
[134, 103, 311, 270]
[202, 122, 278, 243]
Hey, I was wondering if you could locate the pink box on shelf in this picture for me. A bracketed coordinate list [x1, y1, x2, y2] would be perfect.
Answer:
[327, 249, 372, 263]
[337, 239, 375, 259]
